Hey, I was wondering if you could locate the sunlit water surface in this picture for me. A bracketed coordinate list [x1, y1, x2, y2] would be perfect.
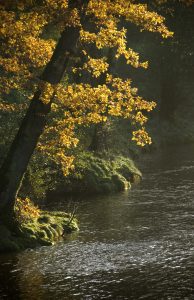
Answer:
[0, 145, 194, 299]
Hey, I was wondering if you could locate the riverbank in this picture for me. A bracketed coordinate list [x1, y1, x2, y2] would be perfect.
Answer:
[47, 152, 142, 198]
[0, 209, 78, 253]
[0, 151, 142, 253]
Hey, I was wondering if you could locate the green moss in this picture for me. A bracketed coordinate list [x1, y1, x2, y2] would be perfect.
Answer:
[0, 210, 79, 253]
[59, 152, 141, 195]
[111, 174, 130, 191]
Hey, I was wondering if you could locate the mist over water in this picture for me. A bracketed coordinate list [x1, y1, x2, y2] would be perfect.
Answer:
[0, 144, 194, 299]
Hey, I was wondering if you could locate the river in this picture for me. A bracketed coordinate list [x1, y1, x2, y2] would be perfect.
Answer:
[0, 144, 194, 299]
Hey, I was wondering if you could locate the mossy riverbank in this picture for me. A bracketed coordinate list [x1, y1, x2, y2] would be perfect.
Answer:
[0, 153, 141, 253]
[0, 210, 78, 253]
[54, 153, 142, 196]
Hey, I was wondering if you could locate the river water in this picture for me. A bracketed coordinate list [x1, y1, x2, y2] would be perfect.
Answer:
[0, 145, 194, 299]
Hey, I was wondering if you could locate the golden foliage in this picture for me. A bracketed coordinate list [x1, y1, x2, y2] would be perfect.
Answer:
[39, 81, 55, 104]
[82, 57, 109, 78]
[36, 73, 156, 170]
[15, 197, 40, 222]
[0, 0, 182, 173]
[132, 128, 152, 146]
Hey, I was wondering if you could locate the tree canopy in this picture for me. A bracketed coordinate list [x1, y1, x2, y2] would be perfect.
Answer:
[0, 0, 175, 175]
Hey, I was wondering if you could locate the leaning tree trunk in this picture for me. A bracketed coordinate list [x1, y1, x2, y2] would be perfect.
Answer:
[0, 0, 89, 221]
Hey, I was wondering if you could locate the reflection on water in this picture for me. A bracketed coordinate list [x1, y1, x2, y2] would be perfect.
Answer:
[1, 144, 194, 299]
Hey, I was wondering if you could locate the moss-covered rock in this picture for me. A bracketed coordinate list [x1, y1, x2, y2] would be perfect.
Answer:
[56, 152, 142, 195]
[0, 210, 78, 253]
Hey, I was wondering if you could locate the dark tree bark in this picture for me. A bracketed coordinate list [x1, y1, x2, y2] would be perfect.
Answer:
[0, 0, 89, 220]
[89, 122, 112, 152]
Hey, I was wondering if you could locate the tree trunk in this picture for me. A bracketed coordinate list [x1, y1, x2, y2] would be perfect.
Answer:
[0, 0, 89, 219]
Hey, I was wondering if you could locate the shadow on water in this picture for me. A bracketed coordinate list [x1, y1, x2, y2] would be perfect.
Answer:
[1, 144, 194, 299]
[0, 254, 21, 299]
